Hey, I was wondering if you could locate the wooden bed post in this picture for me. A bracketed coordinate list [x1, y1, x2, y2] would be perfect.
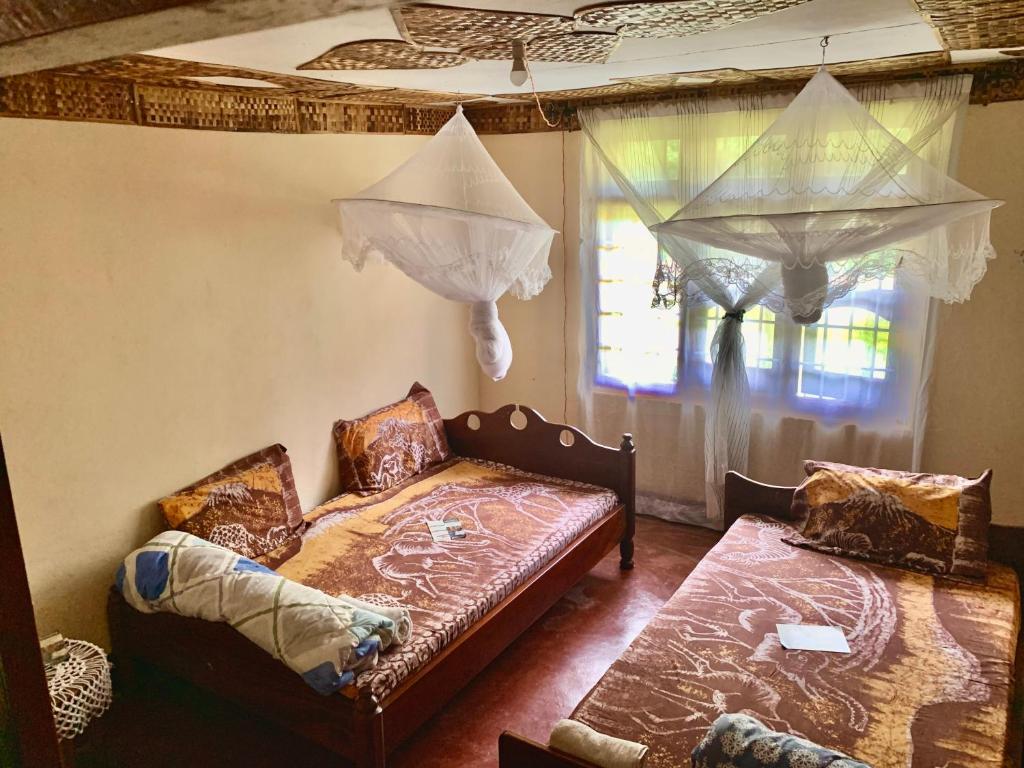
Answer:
[353, 692, 385, 768]
[619, 434, 636, 570]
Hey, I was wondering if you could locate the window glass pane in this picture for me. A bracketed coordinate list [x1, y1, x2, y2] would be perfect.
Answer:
[796, 281, 894, 403]
[595, 202, 679, 393]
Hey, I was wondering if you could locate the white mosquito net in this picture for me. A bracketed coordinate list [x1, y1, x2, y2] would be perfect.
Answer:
[654, 66, 1002, 324]
[334, 105, 556, 380]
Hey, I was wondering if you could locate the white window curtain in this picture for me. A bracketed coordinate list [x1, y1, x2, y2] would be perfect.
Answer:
[576, 74, 972, 527]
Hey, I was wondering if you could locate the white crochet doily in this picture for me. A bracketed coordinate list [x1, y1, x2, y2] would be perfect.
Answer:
[45, 640, 112, 740]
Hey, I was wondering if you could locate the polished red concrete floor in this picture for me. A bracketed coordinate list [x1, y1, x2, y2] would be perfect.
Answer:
[76, 517, 719, 768]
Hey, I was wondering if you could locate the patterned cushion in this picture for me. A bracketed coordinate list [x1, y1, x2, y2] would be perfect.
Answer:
[159, 444, 304, 558]
[333, 382, 450, 495]
[785, 460, 992, 580]
[691, 714, 869, 768]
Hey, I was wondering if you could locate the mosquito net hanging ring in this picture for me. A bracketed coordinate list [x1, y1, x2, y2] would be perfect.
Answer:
[333, 107, 557, 380]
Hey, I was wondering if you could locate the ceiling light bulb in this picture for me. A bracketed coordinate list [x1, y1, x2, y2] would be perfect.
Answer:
[510, 39, 528, 87]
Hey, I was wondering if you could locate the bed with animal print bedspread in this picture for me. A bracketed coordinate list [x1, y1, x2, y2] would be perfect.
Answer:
[109, 404, 636, 768]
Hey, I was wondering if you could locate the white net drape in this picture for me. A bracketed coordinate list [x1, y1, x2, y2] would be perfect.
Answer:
[335, 106, 556, 381]
[654, 66, 1001, 324]
[579, 71, 990, 522]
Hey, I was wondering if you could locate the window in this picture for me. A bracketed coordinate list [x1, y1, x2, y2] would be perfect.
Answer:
[595, 202, 680, 395]
[594, 199, 915, 420]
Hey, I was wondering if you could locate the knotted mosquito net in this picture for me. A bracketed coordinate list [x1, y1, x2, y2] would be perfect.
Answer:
[654, 66, 1001, 324]
[334, 105, 556, 380]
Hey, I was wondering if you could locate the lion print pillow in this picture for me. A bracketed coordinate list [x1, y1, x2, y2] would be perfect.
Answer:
[784, 460, 992, 580]
[333, 382, 451, 496]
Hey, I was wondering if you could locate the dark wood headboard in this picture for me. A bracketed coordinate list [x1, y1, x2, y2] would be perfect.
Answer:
[723, 470, 1024, 577]
[443, 404, 636, 568]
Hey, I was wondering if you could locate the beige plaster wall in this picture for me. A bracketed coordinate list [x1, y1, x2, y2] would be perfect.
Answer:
[0, 120, 479, 645]
[921, 101, 1024, 524]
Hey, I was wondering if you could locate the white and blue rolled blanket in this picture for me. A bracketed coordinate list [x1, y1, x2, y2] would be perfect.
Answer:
[116, 531, 410, 695]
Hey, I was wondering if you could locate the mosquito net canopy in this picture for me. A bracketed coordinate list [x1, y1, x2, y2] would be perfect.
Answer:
[653, 66, 1002, 324]
[334, 105, 556, 380]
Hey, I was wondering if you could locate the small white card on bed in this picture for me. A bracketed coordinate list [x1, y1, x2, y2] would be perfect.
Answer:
[776, 624, 850, 653]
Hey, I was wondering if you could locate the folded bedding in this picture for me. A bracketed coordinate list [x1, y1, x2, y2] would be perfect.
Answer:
[257, 456, 620, 700]
[571, 514, 1020, 768]
[116, 531, 410, 695]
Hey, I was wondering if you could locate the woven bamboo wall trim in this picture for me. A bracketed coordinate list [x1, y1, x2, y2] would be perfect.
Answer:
[2, 58, 1022, 134]
[398, 5, 573, 48]
[0, 71, 455, 134]
[464, 102, 569, 133]
[575, 0, 811, 38]
[0, 72, 135, 123]
[296, 100, 417, 133]
[465, 32, 620, 64]
[299, 39, 467, 70]
[406, 105, 457, 132]
[136, 84, 302, 131]
[916, 0, 1024, 50]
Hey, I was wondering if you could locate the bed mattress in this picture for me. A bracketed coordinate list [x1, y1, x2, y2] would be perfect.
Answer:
[258, 457, 620, 700]
[571, 514, 1020, 768]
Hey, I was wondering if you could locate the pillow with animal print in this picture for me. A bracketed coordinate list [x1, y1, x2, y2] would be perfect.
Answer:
[333, 382, 450, 496]
[172, 443, 304, 533]
[159, 444, 304, 558]
[692, 713, 869, 768]
[784, 460, 992, 580]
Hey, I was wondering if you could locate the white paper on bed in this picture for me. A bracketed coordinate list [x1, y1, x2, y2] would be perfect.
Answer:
[776, 623, 850, 653]
[116, 531, 411, 695]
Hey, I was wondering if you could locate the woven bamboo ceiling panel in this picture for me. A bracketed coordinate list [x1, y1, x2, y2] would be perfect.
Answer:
[320, 1, 802, 71]
[575, 0, 810, 38]
[916, 0, 1024, 50]
[396, 5, 575, 48]
[465, 32, 620, 64]
[304, 6, 622, 69]
[299, 40, 468, 70]
[3, 1, 1024, 134]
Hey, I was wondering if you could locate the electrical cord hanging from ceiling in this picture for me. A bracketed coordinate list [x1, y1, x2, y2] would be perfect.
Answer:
[523, 40, 561, 129]
[561, 128, 568, 424]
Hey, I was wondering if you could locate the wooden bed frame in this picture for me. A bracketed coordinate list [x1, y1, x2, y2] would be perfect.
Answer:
[499, 470, 1024, 768]
[108, 404, 636, 768]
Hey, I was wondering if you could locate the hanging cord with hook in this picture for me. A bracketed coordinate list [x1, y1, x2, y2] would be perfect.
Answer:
[820, 35, 830, 66]
[523, 41, 561, 129]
